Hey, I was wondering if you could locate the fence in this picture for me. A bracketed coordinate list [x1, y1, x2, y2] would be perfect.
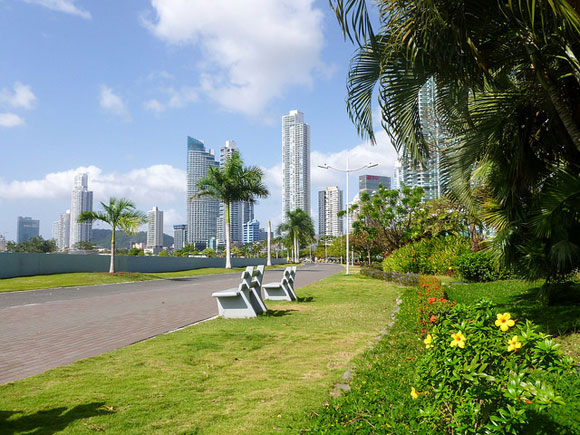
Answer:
[0, 253, 286, 279]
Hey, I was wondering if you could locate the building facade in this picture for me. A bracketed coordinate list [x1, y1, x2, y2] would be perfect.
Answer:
[186, 136, 219, 250]
[0, 235, 6, 251]
[70, 173, 93, 249]
[173, 224, 187, 250]
[147, 206, 164, 253]
[359, 174, 391, 196]
[243, 218, 260, 244]
[52, 210, 71, 251]
[395, 78, 446, 200]
[17, 216, 40, 243]
[282, 110, 311, 220]
[318, 186, 343, 237]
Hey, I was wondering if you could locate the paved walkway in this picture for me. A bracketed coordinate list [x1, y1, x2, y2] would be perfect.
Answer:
[0, 264, 342, 384]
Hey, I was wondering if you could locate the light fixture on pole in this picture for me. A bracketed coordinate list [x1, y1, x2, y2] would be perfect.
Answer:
[318, 160, 378, 275]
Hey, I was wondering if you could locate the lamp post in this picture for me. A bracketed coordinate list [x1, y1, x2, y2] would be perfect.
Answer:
[318, 159, 378, 275]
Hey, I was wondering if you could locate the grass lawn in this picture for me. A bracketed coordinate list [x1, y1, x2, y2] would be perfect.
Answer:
[305, 278, 580, 433]
[0, 264, 292, 293]
[0, 273, 401, 434]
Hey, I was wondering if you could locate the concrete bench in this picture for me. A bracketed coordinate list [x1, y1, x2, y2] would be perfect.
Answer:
[263, 266, 297, 301]
[212, 267, 261, 318]
[249, 265, 268, 314]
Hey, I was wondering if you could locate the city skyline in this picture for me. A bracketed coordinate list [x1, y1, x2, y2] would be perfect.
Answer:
[0, 1, 398, 242]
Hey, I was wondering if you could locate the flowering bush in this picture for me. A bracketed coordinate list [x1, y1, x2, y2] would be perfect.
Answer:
[417, 276, 455, 331]
[412, 300, 573, 434]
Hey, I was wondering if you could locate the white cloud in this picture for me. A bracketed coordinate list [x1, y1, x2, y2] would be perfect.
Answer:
[0, 113, 25, 127]
[0, 165, 186, 204]
[22, 0, 91, 19]
[144, 87, 198, 113]
[143, 0, 325, 115]
[99, 85, 131, 121]
[0, 82, 37, 109]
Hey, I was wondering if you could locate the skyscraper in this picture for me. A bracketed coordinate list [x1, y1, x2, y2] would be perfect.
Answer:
[70, 173, 93, 249]
[243, 218, 260, 244]
[359, 175, 391, 196]
[0, 235, 6, 251]
[173, 224, 187, 250]
[17, 216, 39, 243]
[147, 206, 164, 254]
[52, 210, 71, 251]
[282, 110, 311, 220]
[318, 186, 343, 237]
[395, 78, 446, 200]
[186, 136, 219, 250]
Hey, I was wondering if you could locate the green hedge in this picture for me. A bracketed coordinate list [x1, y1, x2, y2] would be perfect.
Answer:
[455, 250, 508, 282]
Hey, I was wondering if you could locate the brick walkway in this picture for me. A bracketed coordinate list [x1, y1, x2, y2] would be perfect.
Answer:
[0, 264, 341, 384]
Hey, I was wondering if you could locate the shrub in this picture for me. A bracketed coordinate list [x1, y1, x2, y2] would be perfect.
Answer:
[360, 266, 420, 286]
[413, 300, 573, 434]
[382, 235, 470, 275]
[456, 251, 508, 282]
[417, 276, 455, 332]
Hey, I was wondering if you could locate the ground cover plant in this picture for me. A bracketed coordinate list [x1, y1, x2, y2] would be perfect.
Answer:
[0, 265, 292, 293]
[0, 273, 401, 434]
[305, 277, 580, 434]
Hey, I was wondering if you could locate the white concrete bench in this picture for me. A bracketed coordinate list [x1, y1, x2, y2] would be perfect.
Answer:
[263, 266, 297, 301]
[212, 267, 260, 318]
[249, 265, 268, 314]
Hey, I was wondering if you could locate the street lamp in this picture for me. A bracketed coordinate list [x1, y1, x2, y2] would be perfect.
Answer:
[318, 159, 378, 275]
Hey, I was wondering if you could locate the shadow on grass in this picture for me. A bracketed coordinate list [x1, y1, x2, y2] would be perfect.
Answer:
[296, 296, 315, 303]
[265, 309, 297, 317]
[0, 402, 113, 434]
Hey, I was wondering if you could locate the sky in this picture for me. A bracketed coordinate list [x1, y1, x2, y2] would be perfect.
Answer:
[0, 0, 398, 242]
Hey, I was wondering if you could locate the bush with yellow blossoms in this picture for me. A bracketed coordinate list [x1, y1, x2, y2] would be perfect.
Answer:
[413, 299, 573, 434]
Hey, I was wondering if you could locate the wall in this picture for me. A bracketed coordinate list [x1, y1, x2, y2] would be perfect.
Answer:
[0, 253, 286, 279]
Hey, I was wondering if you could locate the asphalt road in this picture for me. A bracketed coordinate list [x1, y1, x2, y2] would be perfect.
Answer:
[0, 263, 342, 384]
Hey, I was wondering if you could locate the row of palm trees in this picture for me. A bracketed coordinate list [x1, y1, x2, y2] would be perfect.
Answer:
[79, 153, 316, 273]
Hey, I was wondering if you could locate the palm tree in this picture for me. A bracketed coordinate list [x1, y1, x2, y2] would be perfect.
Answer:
[78, 198, 146, 274]
[278, 209, 315, 263]
[196, 154, 269, 269]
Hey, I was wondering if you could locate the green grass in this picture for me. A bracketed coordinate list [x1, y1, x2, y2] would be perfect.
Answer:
[0, 273, 401, 434]
[305, 278, 580, 434]
[0, 264, 293, 293]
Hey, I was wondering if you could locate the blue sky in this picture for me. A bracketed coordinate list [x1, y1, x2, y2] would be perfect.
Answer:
[0, 0, 397, 241]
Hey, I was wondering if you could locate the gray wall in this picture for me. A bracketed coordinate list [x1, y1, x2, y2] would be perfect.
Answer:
[0, 253, 286, 279]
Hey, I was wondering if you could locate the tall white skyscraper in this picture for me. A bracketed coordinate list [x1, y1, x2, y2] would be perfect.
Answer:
[147, 206, 164, 253]
[70, 173, 93, 249]
[186, 136, 219, 250]
[52, 210, 71, 251]
[282, 110, 311, 220]
[318, 186, 343, 237]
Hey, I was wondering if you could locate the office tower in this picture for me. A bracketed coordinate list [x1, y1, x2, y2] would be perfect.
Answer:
[17, 216, 39, 243]
[0, 235, 6, 251]
[70, 173, 93, 249]
[147, 206, 164, 254]
[318, 186, 343, 237]
[359, 175, 391, 196]
[282, 110, 311, 220]
[173, 224, 187, 250]
[186, 136, 219, 250]
[395, 78, 446, 200]
[243, 218, 260, 244]
[216, 140, 252, 247]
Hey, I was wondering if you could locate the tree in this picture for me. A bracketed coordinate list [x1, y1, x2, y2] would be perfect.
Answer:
[196, 153, 269, 269]
[7, 236, 57, 253]
[78, 198, 146, 273]
[331, 0, 580, 281]
[200, 248, 217, 258]
[277, 209, 315, 263]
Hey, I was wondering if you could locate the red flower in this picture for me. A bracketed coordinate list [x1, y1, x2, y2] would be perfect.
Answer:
[430, 315, 437, 323]
[428, 297, 437, 304]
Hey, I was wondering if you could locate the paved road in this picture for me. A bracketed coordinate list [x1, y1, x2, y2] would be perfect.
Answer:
[0, 264, 342, 384]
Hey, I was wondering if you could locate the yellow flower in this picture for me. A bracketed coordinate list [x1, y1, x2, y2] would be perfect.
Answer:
[424, 333, 433, 349]
[495, 313, 515, 331]
[507, 335, 522, 352]
[450, 331, 466, 348]
[411, 387, 419, 399]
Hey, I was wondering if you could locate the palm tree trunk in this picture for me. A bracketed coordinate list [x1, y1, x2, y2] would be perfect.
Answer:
[225, 202, 232, 269]
[109, 227, 116, 274]
[294, 235, 299, 263]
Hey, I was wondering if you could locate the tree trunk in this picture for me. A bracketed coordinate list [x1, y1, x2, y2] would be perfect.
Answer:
[109, 227, 116, 274]
[225, 202, 232, 269]
[294, 235, 298, 263]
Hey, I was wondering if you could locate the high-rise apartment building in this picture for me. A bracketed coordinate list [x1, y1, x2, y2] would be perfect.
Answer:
[0, 235, 6, 251]
[395, 78, 446, 200]
[216, 140, 253, 247]
[318, 186, 343, 237]
[186, 136, 219, 250]
[147, 206, 164, 254]
[173, 224, 187, 250]
[359, 175, 391, 196]
[70, 173, 93, 249]
[243, 218, 260, 244]
[52, 210, 71, 251]
[282, 110, 311, 220]
[17, 216, 39, 243]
